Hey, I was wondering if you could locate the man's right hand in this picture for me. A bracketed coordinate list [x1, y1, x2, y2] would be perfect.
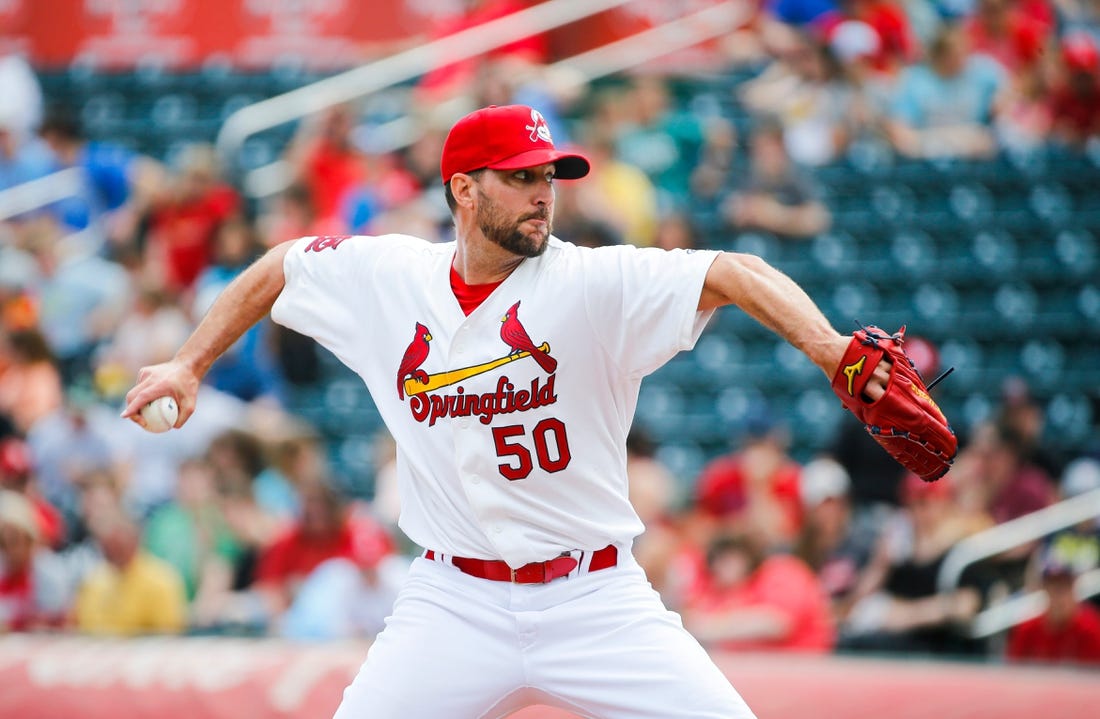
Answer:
[120, 360, 201, 431]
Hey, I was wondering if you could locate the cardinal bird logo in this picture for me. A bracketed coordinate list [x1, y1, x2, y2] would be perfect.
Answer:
[397, 322, 432, 399]
[501, 301, 557, 374]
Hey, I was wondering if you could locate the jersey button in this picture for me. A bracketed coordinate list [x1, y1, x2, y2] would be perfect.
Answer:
[470, 476, 481, 485]
[493, 525, 503, 534]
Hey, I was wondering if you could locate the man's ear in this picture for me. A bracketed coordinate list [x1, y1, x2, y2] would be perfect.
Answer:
[450, 173, 479, 210]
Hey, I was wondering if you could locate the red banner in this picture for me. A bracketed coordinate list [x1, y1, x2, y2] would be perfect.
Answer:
[2, 635, 1099, 719]
[2, 0, 460, 69]
[0, 635, 575, 719]
[3, 0, 733, 71]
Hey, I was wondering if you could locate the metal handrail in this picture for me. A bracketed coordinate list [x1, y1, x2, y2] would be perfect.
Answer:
[969, 568, 1100, 639]
[0, 167, 85, 222]
[239, 0, 749, 199]
[937, 487, 1100, 594]
[542, 1, 743, 80]
[934, 487, 1100, 638]
[214, 0, 634, 166]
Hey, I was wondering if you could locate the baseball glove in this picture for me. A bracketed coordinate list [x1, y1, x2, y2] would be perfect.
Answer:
[831, 325, 957, 482]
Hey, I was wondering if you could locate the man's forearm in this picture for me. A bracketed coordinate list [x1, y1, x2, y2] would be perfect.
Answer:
[700, 252, 846, 375]
[177, 242, 291, 378]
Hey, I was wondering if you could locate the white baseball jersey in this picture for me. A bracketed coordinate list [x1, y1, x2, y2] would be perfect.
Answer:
[271, 234, 717, 567]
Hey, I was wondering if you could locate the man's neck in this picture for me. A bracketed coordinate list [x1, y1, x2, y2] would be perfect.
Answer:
[453, 230, 527, 285]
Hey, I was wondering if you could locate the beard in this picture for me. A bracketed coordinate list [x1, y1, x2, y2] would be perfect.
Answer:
[476, 190, 551, 258]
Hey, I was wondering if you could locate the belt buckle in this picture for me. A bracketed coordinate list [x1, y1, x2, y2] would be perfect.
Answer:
[511, 562, 546, 583]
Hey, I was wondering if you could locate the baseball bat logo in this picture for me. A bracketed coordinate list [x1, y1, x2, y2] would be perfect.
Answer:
[396, 300, 557, 400]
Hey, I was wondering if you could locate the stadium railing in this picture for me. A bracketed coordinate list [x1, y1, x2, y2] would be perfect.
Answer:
[0, 167, 84, 222]
[936, 487, 1100, 639]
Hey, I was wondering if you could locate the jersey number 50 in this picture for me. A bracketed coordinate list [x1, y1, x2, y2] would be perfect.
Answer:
[491, 419, 571, 481]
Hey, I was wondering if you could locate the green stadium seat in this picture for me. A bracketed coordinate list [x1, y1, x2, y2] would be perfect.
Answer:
[889, 230, 938, 279]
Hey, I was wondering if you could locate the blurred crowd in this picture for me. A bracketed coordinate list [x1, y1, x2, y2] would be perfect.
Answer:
[1, 0, 1099, 668]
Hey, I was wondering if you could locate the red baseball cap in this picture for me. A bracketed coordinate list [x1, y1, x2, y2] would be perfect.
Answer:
[1063, 33, 1100, 73]
[440, 104, 590, 185]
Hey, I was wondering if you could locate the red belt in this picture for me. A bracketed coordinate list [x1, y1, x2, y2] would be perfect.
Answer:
[424, 545, 618, 584]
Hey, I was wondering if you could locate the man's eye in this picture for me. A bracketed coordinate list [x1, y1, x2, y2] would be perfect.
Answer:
[514, 171, 529, 181]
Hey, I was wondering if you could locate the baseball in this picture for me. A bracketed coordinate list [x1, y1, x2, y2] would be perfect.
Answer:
[139, 396, 179, 433]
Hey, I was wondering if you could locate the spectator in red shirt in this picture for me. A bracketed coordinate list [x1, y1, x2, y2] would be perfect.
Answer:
[694, 408, 803, 551]
[682, 534, 835, 653]
[286, 105, 364, 227]
[260, 183, 348, 249]
[0, 490, 68, 631]
[1007, 545, 1100, 666]
[253, 482, 394, 622]
[0, 437, 64, 549]
[1050, 33, 1100, 148]
[146, 144, 239, 291]
[828, 0, 917, 75]
[965, 0, 1050, 73]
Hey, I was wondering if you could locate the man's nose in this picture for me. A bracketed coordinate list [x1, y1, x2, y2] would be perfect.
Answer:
[533, 182, 553, 206]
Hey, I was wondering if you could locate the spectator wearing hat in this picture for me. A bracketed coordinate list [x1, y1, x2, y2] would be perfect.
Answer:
[681, 533, 835, 653]
[833, 0, 920, 76]
[1007, 542, 1100, 666]
[0, 489, 70, 631]
[795, 458, 876, 619]
[1032, 457, 1100, 607]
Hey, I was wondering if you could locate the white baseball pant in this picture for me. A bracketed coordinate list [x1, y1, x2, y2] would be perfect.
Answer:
[332, 551, 757, 718]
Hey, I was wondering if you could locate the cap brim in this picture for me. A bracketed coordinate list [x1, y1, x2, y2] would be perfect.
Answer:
[487, 149, 590, 179]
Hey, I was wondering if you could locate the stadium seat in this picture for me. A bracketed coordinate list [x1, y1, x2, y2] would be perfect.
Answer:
[889, 229, 938, 279]
[969, 229, 1019, 278]
[1078, 284, 1100, 326]
[948, 182, 995, 222]
[870, 183, 916, 225]
[830, 281, 881, 321]
[810, 231, 859, 275]
[81, 93, 127, 133]
[1029, 183, 1074, 224]
[151, 93, 198, 130]
[1044, 394, 1095, 447]
[1054, 229, 1098, 278]
[993, 282, 1040, 329]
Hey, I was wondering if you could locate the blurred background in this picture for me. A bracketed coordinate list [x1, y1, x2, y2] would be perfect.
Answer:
[0, 0, 1098, 717]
